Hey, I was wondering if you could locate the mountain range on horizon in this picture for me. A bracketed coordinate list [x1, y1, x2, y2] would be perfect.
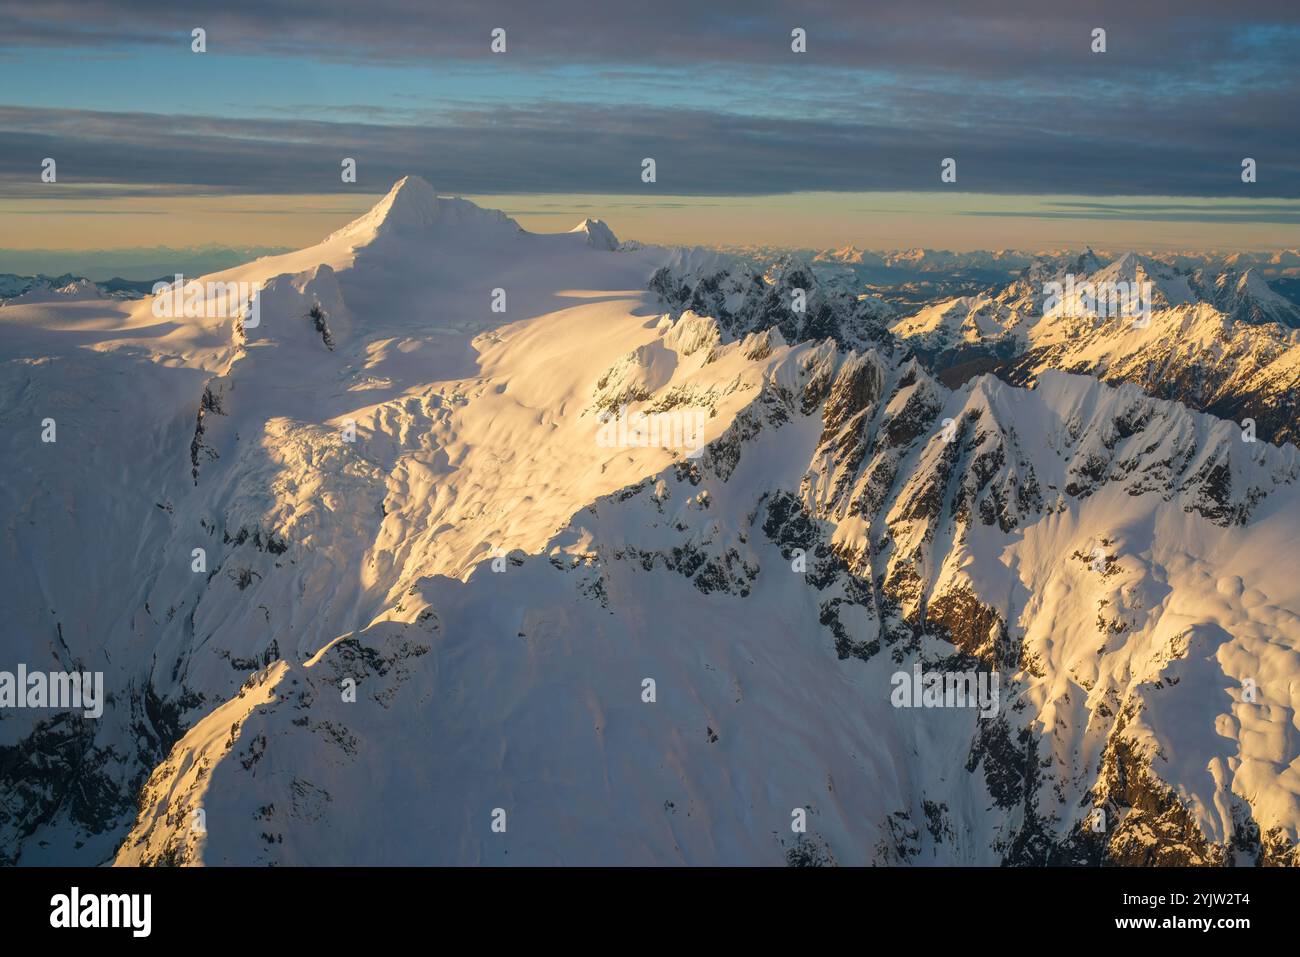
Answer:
[7, 242, 1300, 298]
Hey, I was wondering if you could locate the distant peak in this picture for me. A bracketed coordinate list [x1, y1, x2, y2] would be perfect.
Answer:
[1232, 267, 1290, 304]
[570, 218, 620, 250]
[1064, 248, 1104, 276]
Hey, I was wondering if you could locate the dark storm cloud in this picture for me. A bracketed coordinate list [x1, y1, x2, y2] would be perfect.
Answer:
[4, 0, 1298, 79]
[1, 99, 1296, 198]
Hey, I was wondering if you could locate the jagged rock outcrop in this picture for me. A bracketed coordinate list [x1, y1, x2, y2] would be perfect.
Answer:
[650, 254, 897, 352]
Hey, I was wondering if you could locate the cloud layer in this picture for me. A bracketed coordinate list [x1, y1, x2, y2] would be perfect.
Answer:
[0, 1, 1296, 198]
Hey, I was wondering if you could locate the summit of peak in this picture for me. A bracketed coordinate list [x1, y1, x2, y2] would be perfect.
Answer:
[1069, 248, 1104, 273]
[346, 176, 441, 235]
[1093, 250, 1173, 283]
[384, 175, 440, 212]
[326, 176, 522, 246]
[570, 217, 620, 250]
[1234, 268, 1279, 296]
[1103, 249, 1148, 272]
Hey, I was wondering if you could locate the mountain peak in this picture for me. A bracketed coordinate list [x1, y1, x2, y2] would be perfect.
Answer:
[1107, 249, 1157, 273]
[1070, 247, 1104, 274]
[1235, 267, 1280, 299]
[570, 217, 620, 250]
[383, 174, 440, 214]
[327, 176, 522, 247]
[339, 176, 440, 239]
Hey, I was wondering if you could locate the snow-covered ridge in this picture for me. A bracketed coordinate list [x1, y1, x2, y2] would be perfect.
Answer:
[864, 250, 1300, 446]
[0, 273, 160, 305]
[807, 245, 1300, 280]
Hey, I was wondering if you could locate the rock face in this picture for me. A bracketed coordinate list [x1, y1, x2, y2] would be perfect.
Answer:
[650, 254, 897, 353]
[4, 184, 1299, 867]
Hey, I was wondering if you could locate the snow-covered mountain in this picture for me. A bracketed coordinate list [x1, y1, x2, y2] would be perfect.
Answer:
[1189, 266, 1300, 328]
[810, 247, 1040, 277]
[880, 251, 1300, 445]
[0, 272, 165, 303]
[808, 246, 1300, 283]
[650, 254, 897, 352]
[3, 179, 1299, 866]
[0, 273, 102, 304]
